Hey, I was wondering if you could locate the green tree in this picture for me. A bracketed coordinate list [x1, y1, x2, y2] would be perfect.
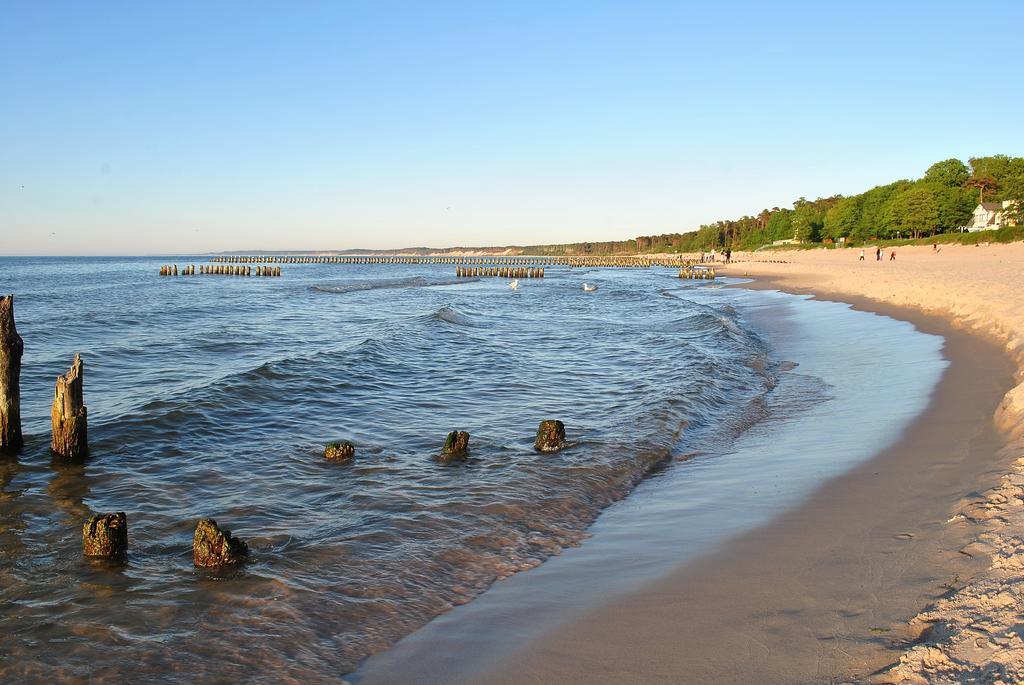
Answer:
[792, 215, 816, 242]
[890, 186, 939, 238]
[1002, 175, 1024, 224]
[925, 183, 974, 231]
[824, 196, 861, 240]
[970, 155, 1015, 185]
[858, 180, 912, 239]
[924, 158, 969, 188]
[766, 209, 793, 242]
[792, 199, 824, 242]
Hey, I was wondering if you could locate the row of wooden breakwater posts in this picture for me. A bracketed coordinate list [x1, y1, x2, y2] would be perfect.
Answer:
[209, 254, 694, 268]
[678, 266, 717, 280]
[158, 262, 714, 280]
[455, 266, 544, 278]
[1, 294, 570, 566]
[159, 264, 282, 277]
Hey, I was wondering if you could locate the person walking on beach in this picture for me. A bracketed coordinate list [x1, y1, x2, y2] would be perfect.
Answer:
[890, 250, 896, 261]
[725, 248, 732, 263]
[875, 246, 881, 261]
[859, 249, 865, 261]
[710, 248, 717, 263]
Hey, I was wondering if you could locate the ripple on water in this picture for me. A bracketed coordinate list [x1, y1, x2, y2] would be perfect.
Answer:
[0, 257, 777, 682]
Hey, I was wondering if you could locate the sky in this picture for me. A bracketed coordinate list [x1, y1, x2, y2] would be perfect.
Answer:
[2, 1, 1022, 255]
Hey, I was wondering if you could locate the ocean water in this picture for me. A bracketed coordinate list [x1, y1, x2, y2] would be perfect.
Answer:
[0, 257, 783, 682]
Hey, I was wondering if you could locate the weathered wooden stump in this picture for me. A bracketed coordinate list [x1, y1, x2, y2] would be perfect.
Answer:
[438, 430, 470, 463]
[0, 295, 24, 453]
[193, 518, 248, 567]
[324, 441, 355, 462]
[83, 512, 128, 559]
[51, 353, 88, 459]
[534, 420, 566, 453]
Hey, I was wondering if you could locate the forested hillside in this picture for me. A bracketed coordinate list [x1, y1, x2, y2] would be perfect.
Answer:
[521, 155, 1024, 254]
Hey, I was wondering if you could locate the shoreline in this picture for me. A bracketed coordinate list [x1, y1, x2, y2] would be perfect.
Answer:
[350, 271, 1013, 684]
[456, 280, 1017, 685]
[742, 276, 1024, 683]
[722, 245, 1024, 683]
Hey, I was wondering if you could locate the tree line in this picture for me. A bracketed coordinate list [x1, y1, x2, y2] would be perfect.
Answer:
[520, 155, 1024, 254]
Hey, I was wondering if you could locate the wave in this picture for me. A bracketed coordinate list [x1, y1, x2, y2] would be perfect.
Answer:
[432, 306, 478, 328]
[311, 276, 475, 295]
[311, 277, 427, 294]
[79, 305, 488, 434]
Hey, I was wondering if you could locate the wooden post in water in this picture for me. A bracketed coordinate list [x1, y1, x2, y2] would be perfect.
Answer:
[0, 295, 24, 452]
[194, 518, 248, 567]
[51, 353, 88, 459]
[83, 512, 128, 559]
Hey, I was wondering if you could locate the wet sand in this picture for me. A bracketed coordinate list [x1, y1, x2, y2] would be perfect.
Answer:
[464, 286, 1016, 685]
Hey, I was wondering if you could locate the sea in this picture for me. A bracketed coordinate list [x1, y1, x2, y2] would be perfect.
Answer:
[0, 257, 946, 683]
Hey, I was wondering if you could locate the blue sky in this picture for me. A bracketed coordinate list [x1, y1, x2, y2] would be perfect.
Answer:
[2, 1, 1022, 255]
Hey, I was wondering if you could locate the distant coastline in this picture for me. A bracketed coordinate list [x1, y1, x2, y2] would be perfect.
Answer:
[199, 154, 1022, 259]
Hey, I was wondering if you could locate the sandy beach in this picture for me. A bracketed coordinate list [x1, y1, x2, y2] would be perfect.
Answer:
[725, 243, 1024, 683]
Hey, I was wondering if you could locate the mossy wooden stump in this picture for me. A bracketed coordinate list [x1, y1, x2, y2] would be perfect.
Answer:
[83, 512, 128, 559]
[534, 420, 566, 453]
[51, 353, 88, 459]
[438, 430, 470, 463]
[324, 441, 355, 462]
[193, 518, 248, 567]
[0, 295, 24, 453]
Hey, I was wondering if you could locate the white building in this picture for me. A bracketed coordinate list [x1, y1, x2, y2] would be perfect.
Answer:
[967, 200, 1017, 232]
